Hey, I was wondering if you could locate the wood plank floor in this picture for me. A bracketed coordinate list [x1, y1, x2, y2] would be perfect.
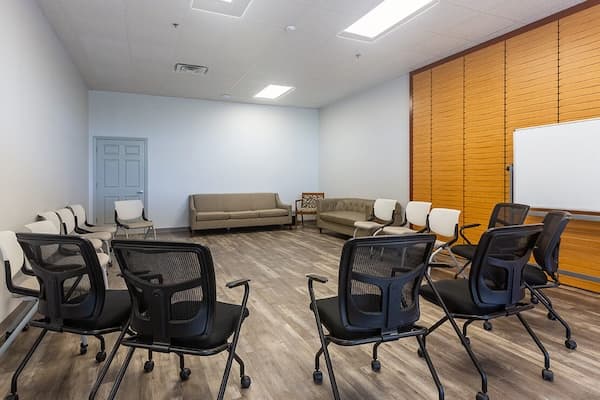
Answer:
[1, 225, 599, 399]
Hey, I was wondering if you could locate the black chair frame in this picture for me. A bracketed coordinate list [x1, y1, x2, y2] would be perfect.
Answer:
[90, 240, 251, 400]
[308, 235, 444, 400]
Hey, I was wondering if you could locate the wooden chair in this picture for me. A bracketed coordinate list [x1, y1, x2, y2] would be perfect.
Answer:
[295, 192, 325, 226]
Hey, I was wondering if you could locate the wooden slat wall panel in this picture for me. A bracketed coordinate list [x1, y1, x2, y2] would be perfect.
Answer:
[556, 3, 600, 292]
[411, 71, 432, 202]
[506, 22, 559, 204]
[463, 43, 506, 243]
[431, 58, 463, 221]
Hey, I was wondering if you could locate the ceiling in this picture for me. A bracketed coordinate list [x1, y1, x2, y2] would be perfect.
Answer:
[37, 0, 584, 108]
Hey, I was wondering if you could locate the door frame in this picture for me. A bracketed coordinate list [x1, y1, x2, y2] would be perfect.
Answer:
[92, 136, 149, 224]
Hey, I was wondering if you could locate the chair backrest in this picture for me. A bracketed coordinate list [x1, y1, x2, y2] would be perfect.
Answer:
[533, 211, 571, 276]
[25, 220, 60, 234]
[469, 224, 543, 307]
[38, 211, 63, 234]
[68, 204, 87, 228]
[112, 240, 217, 343]
[301, 192, 325, 209]
[115, 200, 144, 221]
[428, 208, 461, 238]
[488, 203, 530, 229]
[0, 231, 25, 280]
[55, 208, 77, 234]
[338, 234, 436, 333]
[16, 233, 107, 323]
[405, 201, 432, 227]
[373, 198, 397, 222]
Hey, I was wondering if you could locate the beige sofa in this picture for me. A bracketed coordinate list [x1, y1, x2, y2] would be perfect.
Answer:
[317, 198, 403, 236]
[189, 193, 292, 232]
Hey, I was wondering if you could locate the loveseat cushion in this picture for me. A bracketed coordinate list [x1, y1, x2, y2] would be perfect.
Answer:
[258, 208, 288, 218]
[196, 212, 229, 222]
[230, 211, 259, 219]
[319, 211, 366, 227]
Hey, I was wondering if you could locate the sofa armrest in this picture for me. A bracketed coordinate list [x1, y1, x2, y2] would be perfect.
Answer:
[275, 194, 292, 215]
[189, 196, 197, 227]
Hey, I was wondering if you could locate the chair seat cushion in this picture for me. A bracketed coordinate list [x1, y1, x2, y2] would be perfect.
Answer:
[171, 302, 250, 349]
[81, 224, 117, 234]
[382, 226, 415, 235]
[258, 208, 288, 218]
[298, 207, 317, 214]
[120, 219, 154, 229]
[196, 211, 230, 222]
[229, 211, 259, 219]
[523, 264, 548, 286]
[354, 221, 383, 230]
[310, 296, 380, 340]
[87, 238, 103, 250]
[420, 279, 504, 316]
[319, 211, 366, 227]
[82, 231, 112, 241]
[96, 252, 110, 268]
[65, 290, 131, 330]
[452, 244, 476, 259]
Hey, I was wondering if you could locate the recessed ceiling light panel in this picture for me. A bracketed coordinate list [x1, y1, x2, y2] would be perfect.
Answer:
[191, 0, 252, 18]
[254, 85, 295, 100]
[339, 0, 438, 42]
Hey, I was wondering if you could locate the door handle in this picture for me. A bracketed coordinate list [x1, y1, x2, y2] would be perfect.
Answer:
[137, 191, 144, 194]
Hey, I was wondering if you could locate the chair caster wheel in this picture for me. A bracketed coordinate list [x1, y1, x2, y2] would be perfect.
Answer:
[80, 343, 88, 355]
[5, 394, 18, 400]
[565, 339, 577, 350]
[547, 312, 557, 321]
[95, 351, 107, 363]
[180, 368, 191, 381]
[464, 337, 471, 346]
[483, 321, 493, 331]
[476, 392, 489, 400]
[417, 348, 424, 358]
[143, 360, 154, 373]
[542, 368, 554, 382]
[241, 375, 251, 389]
[313, 370, 323, 385]
[531, 296, 539, 304]
[371, 360, 381, 372]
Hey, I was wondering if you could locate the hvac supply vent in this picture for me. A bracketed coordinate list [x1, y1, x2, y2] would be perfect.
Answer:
[174, 63, 208, 75]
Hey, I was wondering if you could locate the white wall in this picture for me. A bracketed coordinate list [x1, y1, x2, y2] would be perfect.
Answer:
[319, 75, 410, 205]
[89, 91, 320, 228]
[0, 0, 88, 319]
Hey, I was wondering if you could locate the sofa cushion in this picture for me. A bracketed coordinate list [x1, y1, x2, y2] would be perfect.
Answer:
[193, 195, 223, 212]
[258, 208, 288, 218]
[250, 193, 278, 210]
[230, 211, 259, 219]
[196, 212, 229, 222]
[320, 211, 366, 227]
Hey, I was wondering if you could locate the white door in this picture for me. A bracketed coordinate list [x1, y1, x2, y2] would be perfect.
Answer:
[94, 138, 147, 224]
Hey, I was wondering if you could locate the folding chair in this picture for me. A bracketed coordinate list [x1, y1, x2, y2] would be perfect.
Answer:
[307, 234, 444, 400]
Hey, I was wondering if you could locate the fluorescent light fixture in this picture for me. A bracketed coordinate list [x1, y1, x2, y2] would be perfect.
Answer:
[340, 0, 438, 42]
[218, 0, 233, 2]
[190, 0, 252, 18]
[254, 85, 295, 99]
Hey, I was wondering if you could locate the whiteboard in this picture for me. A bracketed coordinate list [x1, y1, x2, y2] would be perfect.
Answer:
[513, 117, 600, 213]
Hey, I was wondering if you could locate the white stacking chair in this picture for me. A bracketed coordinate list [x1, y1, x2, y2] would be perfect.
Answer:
[353, 198, 397, 237]
[55, 208, 111, 254]
[38, 211, 103, 253]
[427, 208, 462, 265]
[380, 201, 432, 235]
[68, 204, 116, 235]
[114, 199, 156, 239]
[0, 231, 39, 358]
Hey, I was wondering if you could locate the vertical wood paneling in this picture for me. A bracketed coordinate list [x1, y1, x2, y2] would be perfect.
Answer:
[411, 71, 432, 202]
[431, 58, 463, 219]
[506, 22, 559, 199]
[463, 43, 506, 243]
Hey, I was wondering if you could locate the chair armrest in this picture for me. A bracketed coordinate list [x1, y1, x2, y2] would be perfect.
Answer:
[306, 274, 328, 284]
[5, 261, 39, 298]
[295, 199, 302, 212]
[226, 278, 251, 289]
[459, 223, 480, 244]
[428, 262, 454, 269]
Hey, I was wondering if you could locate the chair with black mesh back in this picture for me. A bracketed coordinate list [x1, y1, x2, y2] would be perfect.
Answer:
[4, 233, 131, 400]
[420, 224, 551, 400]
[307, 234, 444, 400]
[523, 211, 577, 350]
[91, 240, 251, 400]
[450, 203, 530, 279]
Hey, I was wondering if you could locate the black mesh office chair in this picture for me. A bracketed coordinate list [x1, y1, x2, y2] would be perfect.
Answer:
[307, 234, 444, 400]
[523, 211, 576, 349]
[451, 203, 530, 281]
[5, 233, 131, 400]
[91, 240, 251, 400]
[420, 224, 549, 400]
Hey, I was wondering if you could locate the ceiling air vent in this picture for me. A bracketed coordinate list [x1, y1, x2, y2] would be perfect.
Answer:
[174, 63, 208, 75]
